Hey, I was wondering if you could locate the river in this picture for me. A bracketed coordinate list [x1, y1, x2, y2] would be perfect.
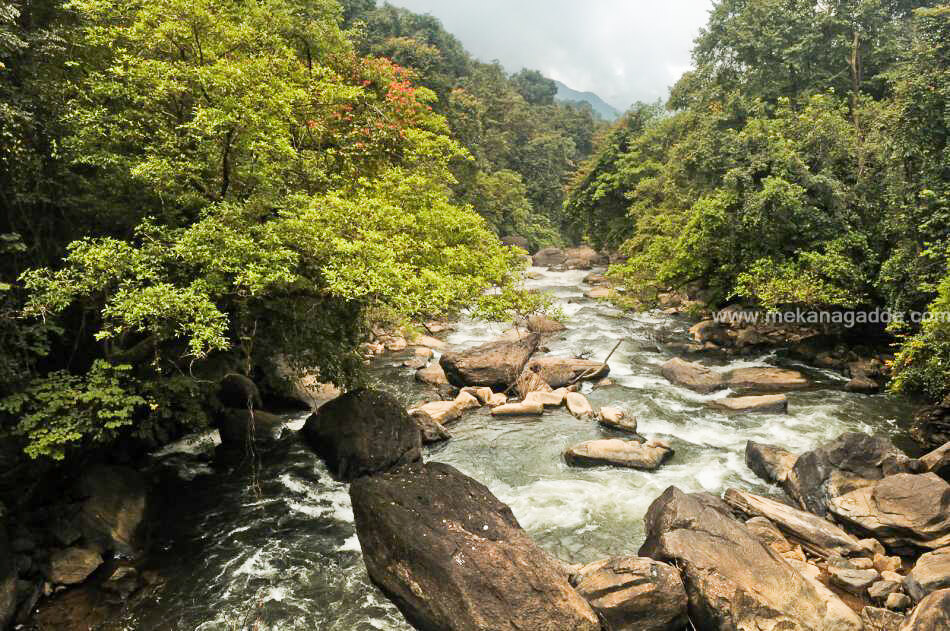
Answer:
[103, 267, 917, 630]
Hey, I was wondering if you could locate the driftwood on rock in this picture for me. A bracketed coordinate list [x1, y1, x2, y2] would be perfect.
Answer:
[723, 488, 867, 559]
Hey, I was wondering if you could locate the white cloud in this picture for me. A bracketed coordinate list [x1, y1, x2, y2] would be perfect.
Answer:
[384, 0, 713, 110]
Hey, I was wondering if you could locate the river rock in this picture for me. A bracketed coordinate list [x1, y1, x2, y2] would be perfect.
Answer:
[847, 375, 881, 394]
[745, 516, 794, 554]
[491, 400, 544, 416]
[911, 396, 950, 450]
[526, 314, 566, 333]
[216, 408, 284, 448]
[572, 556, 688, 631]
[461, 386, 494, 405]
[869, 580, 903, 601]
[599, 407, 638, 433]
[77, 465, 149, 557]
[301, 389, 421, 481]
[524, 390, 565, 407]
[713, 394, 788, 414]
[786, 432, 914, 516]
[349, 462, 600, 631]
[689, 320, 730, 345]
[725, 366, 808, 391]
[454, 390, 481, 412]
[888, 593, 913, 611]
[524, 356, 610, 388]
[584, 272, 609, 285]
[724, 488, 866, 559]
[46, 547, 102, 585]
[659, 358, 724, 394]
[415, 363, 448, 386]
[514, 366, 553, 398]
[412, 400, 461, 425]
[828, 473, 950, 551]
[532, 247, 567, 267]
[585, 286, 611, 299]
[410, 410, 452, 444]
[439, 333, 539, 388]
[563, 245, 605, 268]
[745, 441, 799, 485]
[487, 392, 508, 407]
[862, 606, 905, 631]
[638, 486, 862, 631]
[565, 439, 673, 470]
[905, 547, 950, 601]
[565, 392, 593, 418]
[829, 566, 880, 594]
[900, 588, 950, 630]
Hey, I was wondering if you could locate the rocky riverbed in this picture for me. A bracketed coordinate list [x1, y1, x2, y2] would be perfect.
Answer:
[22, 267, 949, 630]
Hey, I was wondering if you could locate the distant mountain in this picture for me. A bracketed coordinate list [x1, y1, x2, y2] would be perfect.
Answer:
[553, 80, 621, 121]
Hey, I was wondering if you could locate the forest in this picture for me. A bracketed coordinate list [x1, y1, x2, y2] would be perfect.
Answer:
[0, 1, 949, 629]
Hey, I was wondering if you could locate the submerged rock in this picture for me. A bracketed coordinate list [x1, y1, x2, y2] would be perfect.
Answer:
[564, 439, 673, 471]
[349, 462, 600, 631]
[639, 486, 862, 631]
[659, 357, 724, 394]
[572, 556, 688, 631]
[301, 389, 421, 481]
[439, 334, 539, 388]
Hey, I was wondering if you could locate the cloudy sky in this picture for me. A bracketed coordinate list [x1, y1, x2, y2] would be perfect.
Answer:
[387, 0, 714, 111]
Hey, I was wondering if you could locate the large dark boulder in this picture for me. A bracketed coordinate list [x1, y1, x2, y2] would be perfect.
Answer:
[216, 408, 284, 448]
[572, 556, 688, 631]
[77, 465, 149, 557]
[301, 389, 421, 481]
[349, 462, 600, 631]
[900, 588, 950, 631]
[439, 334, 539, 389]
[786, 432, 917, 516]
[638, 486, 861, 631]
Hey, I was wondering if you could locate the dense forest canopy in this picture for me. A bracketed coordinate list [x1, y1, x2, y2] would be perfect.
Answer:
[0, 0, 948, 465]
[566, 0, 950, 401]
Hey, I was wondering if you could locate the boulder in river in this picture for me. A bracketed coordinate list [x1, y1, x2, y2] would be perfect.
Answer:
[301, 389, 421, 481]
[77, 464, 149, 557]
[786, 432, 917, 516]
[585, 286, 611, 299]
[724, 488, 866, 559]
[415, 362, 448, 386]
[439, 333, 540, 389]
[523, 356, 609, 388]
[526, 314, 566, 334]
[565, 392, 594, 418]
[491, 400, 544, 416]
[905, 547, 950, 601]
[572, 556, 688, 631]
[349, 462, 600, 631]
[409, 410, 452, 444]
[565, 439, 673, 471]
[745, 441, 799, 485]
[725, 366, 809, 391]
[638, 486, 862, 631]
[713, 394, 788, 414]
[599, 407, 638, 433]
[411, 400, 462, 425]
[828, 473, 950, 552]
[524, 389, 565, 407]
[899, 588, 950, 630]
[532, 247, 567, 267]
[659, 357, 724, 394]
[216, 408, 284, 448]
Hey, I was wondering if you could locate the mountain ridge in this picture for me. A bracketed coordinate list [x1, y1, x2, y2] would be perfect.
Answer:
[553, 80, 621, 121]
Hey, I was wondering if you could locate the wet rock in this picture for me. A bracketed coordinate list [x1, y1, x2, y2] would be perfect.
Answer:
[301, 389, 421, 481]
[350, 462, 600, 631]
[599, 407, 638, 433]
[101, 565, 141, 600]
[523, 356, 609, 388]
[725, 366, 809, 391]
[491, 400, 544, 416]
[847, 375, 881, 394]
[77, 465, 148, 557]
[745, 441, 798, 485]
[905, 547, 950, 601]
[415, 362, 448, 386]
[638, 486, 862, 631]
[713, 394, 788, 414]
[564, 439, 673, 471]
[532, 247, 567, 267]
[899, 588, 950, 630]
[787, 432, 914, 516]
[217, 408, 284, 448]
[572, 556, 688, 631]
[659, 357, 724, 394]
[829, 566, 880, 594]
[723, 488, 866, 559]
[409, 410, 451, 444]
[46, 548, 102, 585]
[887, 592, 913, 611]
[861, 606, 905, 631]
[411, 400, 461, 425]
[828, 473, 950, 551]
[439, 333, 540, 389]
[565, 392, 593, 418]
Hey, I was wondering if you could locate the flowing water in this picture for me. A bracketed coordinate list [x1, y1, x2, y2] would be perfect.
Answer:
[101, 268, 916, 630]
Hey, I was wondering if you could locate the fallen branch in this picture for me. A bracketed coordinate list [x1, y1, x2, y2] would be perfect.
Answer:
[567, 338, 624, 386]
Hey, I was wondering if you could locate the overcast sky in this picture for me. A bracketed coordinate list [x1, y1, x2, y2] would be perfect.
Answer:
[386, 0, 714, 111]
